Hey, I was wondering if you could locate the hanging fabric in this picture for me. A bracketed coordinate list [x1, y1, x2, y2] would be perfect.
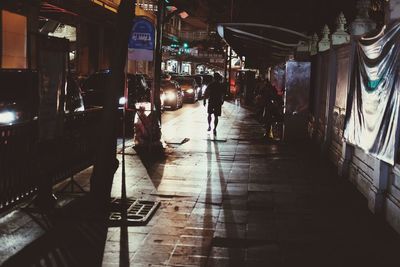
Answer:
[344, 23, 400, 165]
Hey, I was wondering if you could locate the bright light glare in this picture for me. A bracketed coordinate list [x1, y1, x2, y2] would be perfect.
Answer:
[179, 11, 189, 19]
[165, 92, 176, 101]
[186, 88, 194, 94]
[0, 111, 16, 124]
[119, 97, 127, 105]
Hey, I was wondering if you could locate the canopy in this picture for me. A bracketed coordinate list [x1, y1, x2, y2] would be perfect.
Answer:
[217, 23, 310, 67]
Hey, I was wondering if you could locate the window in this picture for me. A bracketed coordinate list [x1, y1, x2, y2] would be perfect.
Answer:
[2, 10, 27, 68]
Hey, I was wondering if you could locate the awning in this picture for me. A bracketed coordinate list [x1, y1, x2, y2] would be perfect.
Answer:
[217, 23, 310, 67]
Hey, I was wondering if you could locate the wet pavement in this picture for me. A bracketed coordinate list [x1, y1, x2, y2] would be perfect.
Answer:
[2, 101, 400, 267]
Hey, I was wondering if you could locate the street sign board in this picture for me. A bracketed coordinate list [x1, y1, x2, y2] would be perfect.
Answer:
[128, 17, 155, 61]
[91, 0, 120, 12]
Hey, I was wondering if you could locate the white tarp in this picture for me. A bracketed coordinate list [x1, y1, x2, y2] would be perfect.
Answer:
[344, 23, 400, 165]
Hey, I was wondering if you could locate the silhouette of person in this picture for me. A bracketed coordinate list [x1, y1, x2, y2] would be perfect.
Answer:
[203, 73, 224, 135]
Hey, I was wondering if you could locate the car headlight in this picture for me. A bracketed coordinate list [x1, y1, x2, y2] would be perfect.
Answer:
[119, 97, 127, 105]
[186, 88, 194, 94]
[0, 111, 16, 124]
[165, 92, 176, 101]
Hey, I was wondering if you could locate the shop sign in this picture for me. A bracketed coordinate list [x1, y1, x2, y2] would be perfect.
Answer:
[128, 17, 155, 61]
[92, 0, 120, 12]
[210, 58, 225, 64]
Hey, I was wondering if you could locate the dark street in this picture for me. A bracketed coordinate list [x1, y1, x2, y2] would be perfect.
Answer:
[2, 102, 400, 266]
[2, 0, 400, 266]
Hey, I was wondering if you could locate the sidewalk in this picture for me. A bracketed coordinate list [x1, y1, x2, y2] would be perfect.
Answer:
[105, 101, 400, 266]
[2, 102, 400, 267]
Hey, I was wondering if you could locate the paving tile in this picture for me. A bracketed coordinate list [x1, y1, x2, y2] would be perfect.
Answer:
[246, 243, 281, 260]
[218, 210, 248, 224]
[131, 243, 175, 265]
[131, 251, 172, 265]
[222, 198, 248, 210]
[168, 254, 208, 267]
[206, 257, 245, 267]
[144, 234, 180, 246]
[209, 246, 245, 259]
[246, 223, 278, 241]
[213, 227, 246, 239]
[5, 102, 400, 267]
[104, 240, 142, 253]
[181, 227, 215, 237]
[178, 235, 213, 247]
[149, 225, 185, 236]
[172, 245, 210, 257]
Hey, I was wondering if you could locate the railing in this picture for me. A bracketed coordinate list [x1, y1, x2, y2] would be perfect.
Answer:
[0, 120, 38, 211]
[0, 108, 102, 211]
[52, 108, 102, 184]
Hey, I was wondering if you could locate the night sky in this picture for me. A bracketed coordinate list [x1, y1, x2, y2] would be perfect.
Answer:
[206, 0, 384, 35]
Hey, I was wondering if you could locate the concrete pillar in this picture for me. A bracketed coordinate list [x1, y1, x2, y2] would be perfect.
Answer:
[27, 2, 40, 69]
[77, 22, 89, 75]
[296, 40, 309, 53]
[350, 0, 376, 36]
[332, 12, 350, 46]
[338, 142, 354, 178]
[88, 24, 100, 73]
[338, 40, 357, 179]
[191, 62, 196, 75]
[322, 49, 338, 154]
[310, 33, 319, 56]
[318, 25, 331, 52]
[368, 160, 390, 215]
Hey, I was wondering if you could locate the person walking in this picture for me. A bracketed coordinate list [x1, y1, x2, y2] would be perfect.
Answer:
[203, 73, 225, 135]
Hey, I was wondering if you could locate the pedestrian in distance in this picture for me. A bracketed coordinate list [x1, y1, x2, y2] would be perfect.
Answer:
[203, 73, 225, 135]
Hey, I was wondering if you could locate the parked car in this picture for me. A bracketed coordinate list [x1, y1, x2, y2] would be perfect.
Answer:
[81, 71, 150, 135]
[81, 71, 150, 109]
[189, 75, 204, 98]
[0, 69, 39, 125]
[160, 79, 183, 110]
[175, 77, 199, 103]
[0, 69, 84, 125]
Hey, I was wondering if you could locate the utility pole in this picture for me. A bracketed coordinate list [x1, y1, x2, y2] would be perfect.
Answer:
[152, 0, 165, 140]
[224, 45, 228, 94]
[90, 0, 136, 209]
[228, 0, 234, 98]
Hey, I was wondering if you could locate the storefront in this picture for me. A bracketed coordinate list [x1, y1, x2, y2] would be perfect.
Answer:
[166, 59, 178, 73]
[181, 62, 191, 74]
[0, 4, 29, 69]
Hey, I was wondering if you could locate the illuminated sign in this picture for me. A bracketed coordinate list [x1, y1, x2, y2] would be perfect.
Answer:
[92, 0, 120, 12]
[128, 17, 155, 61]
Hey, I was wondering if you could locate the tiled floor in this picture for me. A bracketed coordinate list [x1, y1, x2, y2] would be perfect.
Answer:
[2, 102, 400, 267]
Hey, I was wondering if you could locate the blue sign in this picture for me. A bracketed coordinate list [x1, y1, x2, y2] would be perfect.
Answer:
[128, 17, 155, 61]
